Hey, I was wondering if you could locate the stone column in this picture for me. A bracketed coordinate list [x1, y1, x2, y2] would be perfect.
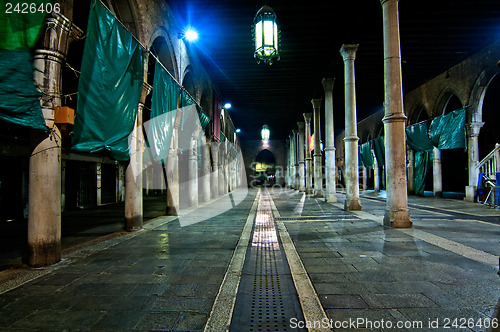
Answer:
[292, 130, 299, 189]
[465, 122, 484, 201]
[125, 82, 151, 229]
[210, 142, 220, 198]
[96, 163, 102, 205]
[340, 44, 362, 211]
[381, 0, 412, 228]
[187, 129, 199, 207]
[303, 114, 313, 194]
[218, 144, 226, 195]
[362, 166, 368, 191]
[407, 148, 415, 195]
[373, 150, 380, 192]
[28, 14, 82, 266]
[322, 78, 337, 202]
[311, 99, 324, 198]
[297, 122, 306, 192]
[199, 136, 211, 203]
[118, 163, 125, 202]
[432, 147, 443, 198]
[166, 109, 183, 215]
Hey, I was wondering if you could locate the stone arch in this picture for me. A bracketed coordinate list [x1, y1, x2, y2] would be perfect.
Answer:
[478, 73, 500, 157]
[434, 88, 464, 117]
[149, 31, 177, 79]
[105, 0, 138, 35]
[182, 66, 197, 98]
[468, 69, 499, 123]
[408, 104, 430, 125]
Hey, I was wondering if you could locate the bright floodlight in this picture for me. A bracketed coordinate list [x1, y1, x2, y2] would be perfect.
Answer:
[224, 103, 232, 109]
[185, 29, 198, 41]
[236, 128, 241, 133]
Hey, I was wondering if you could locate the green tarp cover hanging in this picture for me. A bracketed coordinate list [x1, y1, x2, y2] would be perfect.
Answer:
[405, 121, 434, 152]
[428, 108, 466, 150]
[147, 61, 178, 162]
[0, 0, 48, 50]
[198, 111, 210, 131]
[372, 136, 385, 166]
[414, 150, 432, 196]
[0, 0, 47, 130]
[0, 50, 47, 130]
[359, 141, 374, 167]
[72, 0, 144, 161]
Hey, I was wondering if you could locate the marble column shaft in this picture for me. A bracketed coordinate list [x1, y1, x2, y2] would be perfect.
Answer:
[303, 114, 313, 194]
[322, 78, 337, 202]
[311, 99, 324, 198]
[340, 44, 362, 211]
[465, 122, 484, 201]
[292, 129, 299, 189]
[297, 123, 306, 192]
[381, 0, 412, 227]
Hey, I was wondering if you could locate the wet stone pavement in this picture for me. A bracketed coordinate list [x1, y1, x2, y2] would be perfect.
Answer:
[270, 189, 500, 332]
[0, 190, 257, 332]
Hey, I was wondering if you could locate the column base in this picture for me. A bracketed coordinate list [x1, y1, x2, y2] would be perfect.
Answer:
[344, 198, 362, 211]
[125, 215, 143, 231]
[299, 187, 306, 192]
[433, 191, 443, 198]
[28, 241, 61, 267]
[306, 188, 313, 195]
[384, 209, 412, 228]
[325, 194, 337, 202]
[465, 186, 476, 202]
[314, 190, 324, 198]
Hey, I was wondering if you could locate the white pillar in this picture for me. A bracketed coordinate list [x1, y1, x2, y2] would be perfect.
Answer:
[362, 166, 368, 191]
[303, 114, 313, 194]
[187, 131, 199, 207]
[297, 122, 306, 192]
[432, 147, 443, 197]
[210, 142, 220, 198]
[407, 148, 415, 195]
[96, 163, 102, 205]
[373, 150, 380, 192]
[200, 136, 211, 203]
[166, 109, 182, 216]
[311, 99, 324, 198]
[340, 44, 362, 211]
[322, 78, 337, 202]
[292, 129, 299, 189]
[381, 0, 412, 228]
[465, 122, 484, 201]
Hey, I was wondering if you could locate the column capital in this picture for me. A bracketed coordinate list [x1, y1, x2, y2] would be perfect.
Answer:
[380, 0, 398, 5]
[322, 78, 335, 92]
[140, 82, 152, 104]
[297, 122, 305, 130]
[303, 113, 312, 123]
[466, 121, 484, 137]
[292, 129, 299, 135]
[311, 98, 322, 110]
[340, 44, 359, 61]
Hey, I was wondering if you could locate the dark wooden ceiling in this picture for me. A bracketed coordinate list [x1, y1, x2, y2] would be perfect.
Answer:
[175, 0, 500, 140]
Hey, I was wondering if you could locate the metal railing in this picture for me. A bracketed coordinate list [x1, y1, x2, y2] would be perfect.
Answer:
[477, 143, 500, 181]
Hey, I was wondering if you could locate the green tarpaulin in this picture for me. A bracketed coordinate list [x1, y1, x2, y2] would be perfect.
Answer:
[0, 50, 47, 130]
[414, 150, 432, 196]
[147, 61, 178, 162]
[72, 0, 144, 161]
[199, 111, 210, 131]
[428, 108, 466, 150]
[405, 121, 434, 152]
[359, 141, 374, 167]
[0, 0, 48, 49]
[372, 136, 385, 166]
[0, 0, 47, 130]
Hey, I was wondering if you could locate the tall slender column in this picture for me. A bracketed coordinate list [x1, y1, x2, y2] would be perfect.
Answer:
[125, 83, 151, 228]
[28, 14, 82, 266]
[303, 114, 313, 194]
[311, 99, 324, 197]
[465, 122, 484, 201]
[373, 150, 380, 192]
[292, 129, 299, 189]
[322, 78, 337, 202]
[407, 149, 415, 194]
[166, 109, 182, 215]
[432, 147, 443, 198]
[340, 44, 362, 211]
[210, 142, 220, 198]
[187, 130, 199, 207]
[381, 0, 411, 227]
[297, 122, 306, 192]
[96, 163, 102, 205]
[200, 136, 211, 203]
[362, 166, 368, 191]
[218, 144, 226, 195]
[118, 163, 125, 202]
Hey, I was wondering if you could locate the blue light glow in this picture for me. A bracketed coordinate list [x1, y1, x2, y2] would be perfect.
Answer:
[185, 29, 198, 41]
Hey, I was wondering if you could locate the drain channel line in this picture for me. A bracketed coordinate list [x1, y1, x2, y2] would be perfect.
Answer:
[230, 192, 305, 332]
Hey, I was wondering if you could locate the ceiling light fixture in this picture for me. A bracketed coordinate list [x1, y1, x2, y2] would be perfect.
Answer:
[253, 6, 280, 65]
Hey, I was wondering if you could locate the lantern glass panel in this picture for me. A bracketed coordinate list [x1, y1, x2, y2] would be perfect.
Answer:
[255, 20, 262, 49]
[264, 20, 274, 46]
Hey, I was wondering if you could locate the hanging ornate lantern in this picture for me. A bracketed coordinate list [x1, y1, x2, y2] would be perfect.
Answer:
[253, 6, 280, 65]
[261, 124, 270, 140]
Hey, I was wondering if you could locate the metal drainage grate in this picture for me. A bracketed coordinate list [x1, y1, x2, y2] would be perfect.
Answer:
[276, 215, 358, 221]
[230, 193, 305, 332]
